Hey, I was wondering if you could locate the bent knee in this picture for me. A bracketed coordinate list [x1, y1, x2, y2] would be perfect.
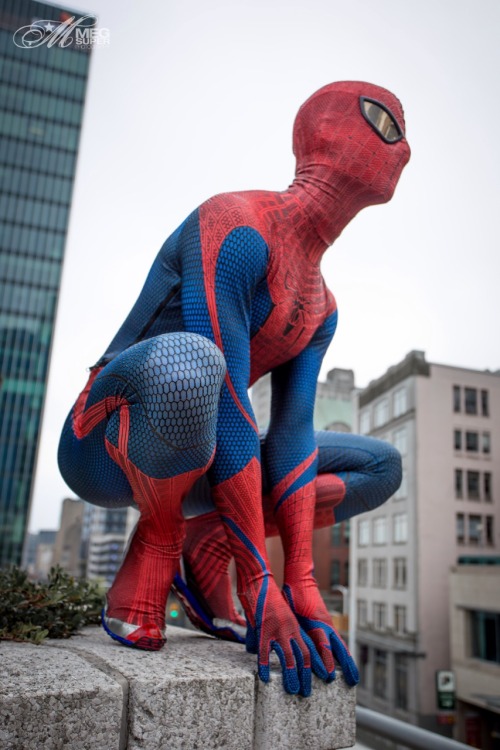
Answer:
[130, 333, 226, 450]
[371, 440, 403, 506]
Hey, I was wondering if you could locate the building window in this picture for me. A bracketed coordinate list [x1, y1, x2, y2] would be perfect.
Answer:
[394, 605, 407, 635]
[394, 513, 408, 544]
[394, 557, 407, 589]
[481, 390, 489, 417]
[466, 431, 479, 452]
[360, 410, 371, 435]
[344, 520, 350, 544]
[373, 517, 387, 545]
[469, 515, 482, 545]
[467, 471, 480, 501]
[358, 644, 369, 687]
[395, 655, 409, 710]
[373, 602, 387, 631]
[486, 516, 494, 546]
[331, 560, 341, 587]
[357, 600, 368, 627]
[454, 430, 462, 451]
[393, 387, 407, 418]
[393, 426, 407, 456]
[453, 385, 461, 413]
[456, 513, 465, 544]
[358, 558, 368, 586]
[455, 469, 463, 499]
[465, 387, 478, 415]
[470, 610, 500, 664]
[374, 398, 389, 428]
[344, 560, 349, 585]
[331, 524, 342, 545]
[358, 519, 370, 547]
[483, 432, 491, 455]
[374, 649, 388, 698]
[484, 473, 492, 502]
[373, 558, 387, 587]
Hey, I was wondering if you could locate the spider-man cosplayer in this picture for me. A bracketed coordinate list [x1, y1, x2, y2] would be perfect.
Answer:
[59, 80, 410, 697]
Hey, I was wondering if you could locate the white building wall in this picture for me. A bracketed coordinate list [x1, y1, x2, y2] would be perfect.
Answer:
[415, 364, 500, 716]
[352, 352, 500, 729]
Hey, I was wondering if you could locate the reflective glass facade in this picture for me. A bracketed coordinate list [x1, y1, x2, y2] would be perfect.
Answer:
[0, 0, 91, 565]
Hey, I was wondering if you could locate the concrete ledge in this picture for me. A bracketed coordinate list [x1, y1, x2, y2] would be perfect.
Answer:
[0, 626, 355, 750]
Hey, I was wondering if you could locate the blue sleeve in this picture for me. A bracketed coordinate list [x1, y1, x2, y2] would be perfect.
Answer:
[180, 212, 269, 484]
[264, 311, 338, 497]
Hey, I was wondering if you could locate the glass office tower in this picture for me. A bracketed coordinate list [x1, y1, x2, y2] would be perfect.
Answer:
[0, 1, 92, 565]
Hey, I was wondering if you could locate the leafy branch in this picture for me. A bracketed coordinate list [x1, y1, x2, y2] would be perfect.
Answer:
[0, 565, 103, 644]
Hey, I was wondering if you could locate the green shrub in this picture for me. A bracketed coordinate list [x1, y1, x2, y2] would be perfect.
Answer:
[0, 565, 103, 644]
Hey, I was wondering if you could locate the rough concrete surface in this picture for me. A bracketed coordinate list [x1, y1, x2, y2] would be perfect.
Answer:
[1, 626, 356, 749]
[254, 654, 356, 750]
[51, 627, 255, 750]
[0, 640, 123, 750]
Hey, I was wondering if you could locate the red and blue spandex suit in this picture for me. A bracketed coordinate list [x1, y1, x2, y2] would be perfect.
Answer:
[58, 81, 410, 696]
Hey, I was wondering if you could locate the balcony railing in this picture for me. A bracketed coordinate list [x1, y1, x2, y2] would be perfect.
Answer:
[356, 707, 473, 750]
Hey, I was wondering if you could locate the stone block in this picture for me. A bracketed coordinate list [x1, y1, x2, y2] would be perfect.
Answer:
[1, 625, 356, 749]
[50, 626, 256, 750]
[0, 640, 123, 750]
[254, 653, 356, 750]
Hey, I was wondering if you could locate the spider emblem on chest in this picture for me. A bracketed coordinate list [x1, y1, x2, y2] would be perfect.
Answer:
[282, 271, 315, 338]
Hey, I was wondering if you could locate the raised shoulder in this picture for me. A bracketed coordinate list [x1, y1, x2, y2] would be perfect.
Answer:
[199, 191, 273, 246]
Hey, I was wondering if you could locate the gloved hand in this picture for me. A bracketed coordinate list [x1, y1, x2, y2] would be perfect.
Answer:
[282, 578, 359, 687]
[241, 571, 329, 696]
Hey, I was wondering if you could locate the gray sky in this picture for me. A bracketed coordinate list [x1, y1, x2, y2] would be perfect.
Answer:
[29, 0, 500, 531]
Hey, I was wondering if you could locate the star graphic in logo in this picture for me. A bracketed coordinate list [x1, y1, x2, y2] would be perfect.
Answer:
[44, 21, 55, 32]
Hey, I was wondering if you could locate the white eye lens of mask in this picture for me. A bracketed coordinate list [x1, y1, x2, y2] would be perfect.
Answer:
[360, 97, 403, 143]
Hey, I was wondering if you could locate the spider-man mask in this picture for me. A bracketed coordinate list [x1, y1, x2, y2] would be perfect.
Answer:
[291, 81, 411, 245]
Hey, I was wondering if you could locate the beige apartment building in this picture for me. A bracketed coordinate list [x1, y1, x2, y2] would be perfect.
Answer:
[450, 565, 500, 748]
[351, 350, 500, 735]
[51, 497, 85, 578]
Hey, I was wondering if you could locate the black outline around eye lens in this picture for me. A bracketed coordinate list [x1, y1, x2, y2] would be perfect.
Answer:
[359, 96, 404, 144]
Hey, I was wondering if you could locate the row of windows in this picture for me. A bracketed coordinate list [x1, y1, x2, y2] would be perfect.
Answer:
[0, 83, 84, 127]
[1, 347, 50, 382]
[0, 137, 78, 177]
[454, 429, 491, 454]
[358, 513, 408, 546]
[0, 282, 57, 319]
[455, 469, 492, 502]
[0, 268, 61, 290]
[360, 386, 408, 433]
[0, 56, 88, 102]
[1, 327, 53, 375]
[0, 111, 81, 151]
[330, 559, 349, 587]
[358, 556, 407, 589]
[357, 601, 407, 635]
[358, 645, 409, 709]
[0, 223, 66, 259]
[0, 28, 91, 76]
[0, 421, 39, 458]
[331, 520, 350, 546]
[0, 194, 70, 232]
[453, 385, 489, 417]
[0, 164, 73, 203]
[456, 513, 495, 546]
